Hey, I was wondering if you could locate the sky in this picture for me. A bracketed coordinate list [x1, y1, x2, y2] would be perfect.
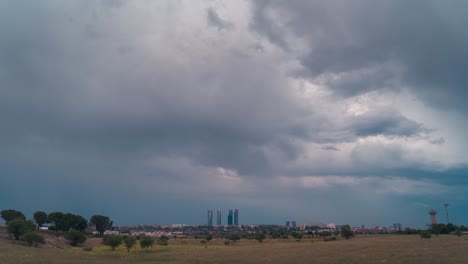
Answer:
[1, 0, 468, 228]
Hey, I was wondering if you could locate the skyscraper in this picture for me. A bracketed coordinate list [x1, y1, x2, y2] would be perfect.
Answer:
[286, 221, 290, 228]
[234, 209, 239, 226]
[292, 221, 296, 228]
[228, 209, 233, 225]
[207, 210, 213, 226]
[217, 209, 222, 226]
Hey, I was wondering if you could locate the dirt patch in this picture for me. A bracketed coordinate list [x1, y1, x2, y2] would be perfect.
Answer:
[81, 237, 104, 248]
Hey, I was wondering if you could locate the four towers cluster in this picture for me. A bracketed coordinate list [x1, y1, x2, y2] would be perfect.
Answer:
[207, 209, 238, 226]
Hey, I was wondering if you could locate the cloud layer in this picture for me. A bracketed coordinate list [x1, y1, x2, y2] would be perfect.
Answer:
[1, 0, 467, 227]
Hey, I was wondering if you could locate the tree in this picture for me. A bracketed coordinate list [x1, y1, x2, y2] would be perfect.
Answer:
[65, 230, 87, 246]
[205, 235, 213, 242]
[420, 230, 432, 239]
[294, 233, 304, 242]
[227, 234, 241, 243]
[22, 231, 45, 247]
[103, 235, 123, 251]
[1, 209, 26, 224]
[124, 236, 137, 252]
[48, 212, 66, 231]
[33, 211, 48, 229]
[341, 225, 354, 239]
[139, 236, 154, 250]
[6, 219, 34, 240]
[48, 212, 88, 232]
[255, 232, 266, 243]
[157, 235, 169, 246]
[66, 214, 88, 232]
[90, 215, 112, 236]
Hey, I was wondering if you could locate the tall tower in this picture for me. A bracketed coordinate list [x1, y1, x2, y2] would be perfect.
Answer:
[443, 203, 450, 224]
[216, 209, 222, 226]
[429, 209, 437, 225]
[228, 210, 233, 225]
[234, 209, 239, 226]
[207, 210, 213, 226]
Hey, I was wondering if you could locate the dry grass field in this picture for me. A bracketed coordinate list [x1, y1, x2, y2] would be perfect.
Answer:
[1, 228, 467, 264]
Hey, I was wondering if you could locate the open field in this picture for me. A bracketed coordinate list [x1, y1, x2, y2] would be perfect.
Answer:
[1, 230, 468, 263]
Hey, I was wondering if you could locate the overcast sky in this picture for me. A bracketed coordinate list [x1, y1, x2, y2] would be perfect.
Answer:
[1, 0, 467, 227]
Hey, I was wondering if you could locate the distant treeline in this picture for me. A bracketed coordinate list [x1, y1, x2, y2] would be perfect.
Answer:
[1, 209, 112, 237]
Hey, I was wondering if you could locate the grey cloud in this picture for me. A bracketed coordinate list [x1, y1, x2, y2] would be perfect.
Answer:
[351, 112, 426, 138]
[322, 145, 340, 151]
[207, 8, 233, 30]
[251, 0, 468, 109]
[1, 0, 467, 226]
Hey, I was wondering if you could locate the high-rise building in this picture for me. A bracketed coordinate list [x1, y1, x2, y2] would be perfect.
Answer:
[285, 221, 290, 227]
[217, 209, 222, 225]
[292, 221, 296, 228]
[234, 209, 239, 226]
[207, 210, 213, 226]
[228, 210, 233, 225]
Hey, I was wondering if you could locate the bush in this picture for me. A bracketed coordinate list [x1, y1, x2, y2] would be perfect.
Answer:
[224, 240, 232, 246]
[103, 235, 123, 251]
[124, 236, 136, 252]
[139, 236, 154, 250]
[420, 230, 432, 239]
[22, 231, 45, 247]
[65, 230, 87, 246]
[200, 240, 207, 244]
[255, 232, 266, 243]
[323, 236, 337, 242]
[227, 234, 241, 243]
[341, 225, 354, 239]
[158, 235, 169, 246]
[7, 219, 35, 240]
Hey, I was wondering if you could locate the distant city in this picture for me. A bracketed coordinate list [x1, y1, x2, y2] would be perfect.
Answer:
[97, 208, 416, 238]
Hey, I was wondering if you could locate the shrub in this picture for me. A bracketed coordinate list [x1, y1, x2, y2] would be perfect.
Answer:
[323, 236, 337, 242]
[200, 240, 207, 244]
[124, 236, 136, 252]
[158, 235, 169, 246]
[255, 232, 266, 243]
[103, 235, 123, 251]
[224, 240, 232, 246]
[341, 225, 354, 239]
[7, 219, 35, 240]
[227, 234, 241, 243]
[420, 230, 432, 239]
[65, 230, 86, 246]
[22, 231, 45, 247]
[139, 236, 154, 250]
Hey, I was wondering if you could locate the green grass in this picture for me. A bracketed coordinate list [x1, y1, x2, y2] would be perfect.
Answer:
[1, 234, 468, 264]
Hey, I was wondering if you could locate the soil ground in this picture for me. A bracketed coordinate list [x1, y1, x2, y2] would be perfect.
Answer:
[1, 227, 468, 264]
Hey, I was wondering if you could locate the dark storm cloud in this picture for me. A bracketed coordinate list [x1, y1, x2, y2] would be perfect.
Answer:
[351, 112, 426, 138]
[251, 0, 468, 109]
[1, 0, 467, 226]
[0, 0, 304, 182]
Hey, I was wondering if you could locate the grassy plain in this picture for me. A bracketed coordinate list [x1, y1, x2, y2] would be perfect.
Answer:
[1, 230, 468, 264]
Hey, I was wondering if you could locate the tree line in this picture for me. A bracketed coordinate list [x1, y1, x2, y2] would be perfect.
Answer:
[1, 209, 112, 247]
[1, 208, 172, 252]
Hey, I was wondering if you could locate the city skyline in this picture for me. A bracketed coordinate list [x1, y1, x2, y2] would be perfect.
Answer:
[1, 0, 467, 227]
